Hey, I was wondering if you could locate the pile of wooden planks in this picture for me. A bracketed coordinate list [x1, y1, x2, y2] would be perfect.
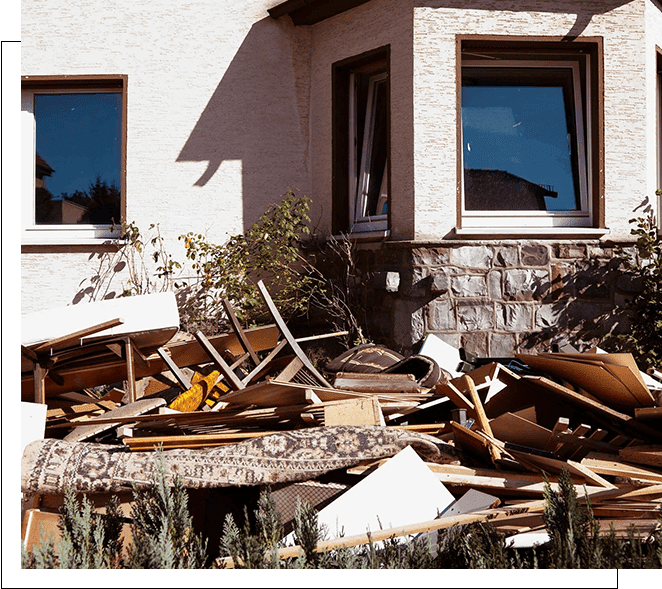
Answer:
[20, 284, 662, 557]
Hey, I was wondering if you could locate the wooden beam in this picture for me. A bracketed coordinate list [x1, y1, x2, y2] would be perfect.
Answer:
[32, 317, 124, 353]
[222, 298, 260, 365]
[124, 337, 137, 404]
[257, 280, 332, 388]
[157, 347, 192, 390]
[193, 330, 245, 391]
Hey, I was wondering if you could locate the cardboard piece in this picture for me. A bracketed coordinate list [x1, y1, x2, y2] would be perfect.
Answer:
[283, 446, 454, 545]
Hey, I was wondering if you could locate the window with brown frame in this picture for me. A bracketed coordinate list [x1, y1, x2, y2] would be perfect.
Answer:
[21, 75, 127, 242]
[459, 39, 602, 231]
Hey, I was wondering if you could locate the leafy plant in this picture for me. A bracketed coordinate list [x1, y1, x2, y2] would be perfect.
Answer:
[178, 191, 327, 334]
[126, 451, 208, 568]
[608, 189, 662, 369]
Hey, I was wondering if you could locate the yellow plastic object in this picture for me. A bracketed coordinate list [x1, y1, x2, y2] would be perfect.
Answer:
[168, 370, 221, 413]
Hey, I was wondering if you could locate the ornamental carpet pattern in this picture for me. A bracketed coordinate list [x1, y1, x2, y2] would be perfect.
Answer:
[21, 425, 461, 494]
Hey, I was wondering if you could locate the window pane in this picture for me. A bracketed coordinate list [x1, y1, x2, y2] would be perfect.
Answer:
[35, 93, 122, 225]
[462, 68, 579, 212]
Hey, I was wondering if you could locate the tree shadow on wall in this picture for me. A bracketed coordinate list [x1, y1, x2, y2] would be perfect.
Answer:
[176, 17, 310, 231]
[521, 196, 657, 353]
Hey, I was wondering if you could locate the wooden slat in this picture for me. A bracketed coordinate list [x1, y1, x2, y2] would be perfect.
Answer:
[222, 298, 261, 365]
[618, 446, 662, 469]
[257, 280, 332, 388]
[31, 317, 125, 353]
[157, 347, 192, 390]
[194, 330, 245, 391]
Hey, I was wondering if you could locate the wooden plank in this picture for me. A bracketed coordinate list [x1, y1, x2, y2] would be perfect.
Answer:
[463, 374, 501, 465]
[505, 446, 615, 488]
[333, 372, 422, 394]
[634, 407, 662, 420]
[435, 380, 475, 416]
[517, 354, 653, 409]
[222, 298, 261, 365]
[124, 337, 137, 404]
[522, 375, 662, 442]
[581, 452, 662, 483]
[157, 347, 192, 390]
[31, 318, 124, 354]
[618, 446, 662, 469]
[544, 417, 570, 453]
[257, 280, 333, 389]
[194, 330, 245, 391]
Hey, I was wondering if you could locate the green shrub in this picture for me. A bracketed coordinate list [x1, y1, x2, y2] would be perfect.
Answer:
[608, 189, 662, 369]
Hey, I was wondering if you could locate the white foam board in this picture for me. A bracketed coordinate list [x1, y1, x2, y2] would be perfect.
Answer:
[284, 445, 454, 545]
[418, 334, 464, 378]
[21, 402, 47, 456]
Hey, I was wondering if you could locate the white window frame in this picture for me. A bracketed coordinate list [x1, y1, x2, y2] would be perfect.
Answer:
[349, 70, 388, 233]
[21, 83, 124, 244]
[460, 57, 592, 230]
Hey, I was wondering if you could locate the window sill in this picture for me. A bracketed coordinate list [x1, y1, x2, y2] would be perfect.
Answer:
[452, 227, 609, 240]
[332, 229, 391, 243]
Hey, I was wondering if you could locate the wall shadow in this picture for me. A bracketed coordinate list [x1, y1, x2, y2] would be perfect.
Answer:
[177, 17, 310, 231]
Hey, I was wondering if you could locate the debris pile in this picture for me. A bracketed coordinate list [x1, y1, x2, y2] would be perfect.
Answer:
[20, 282, 662, 561]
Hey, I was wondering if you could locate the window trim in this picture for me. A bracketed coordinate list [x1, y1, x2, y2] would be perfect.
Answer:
[21, 75, 127, 244]
[332, 46, 390, 235]
[456, 37, 604, 233]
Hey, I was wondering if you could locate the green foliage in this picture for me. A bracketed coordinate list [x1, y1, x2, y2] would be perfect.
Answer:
[126, 451, 207, 568]
[21, 465, 661, 569]
[542, 469, 600, 568]
[179, 190, 325, 333]
[608, 190, 662, 369]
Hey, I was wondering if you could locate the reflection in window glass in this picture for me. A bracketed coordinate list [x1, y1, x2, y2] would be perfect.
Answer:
[462, 67, 580, 212]
[34, 93, 121, 225]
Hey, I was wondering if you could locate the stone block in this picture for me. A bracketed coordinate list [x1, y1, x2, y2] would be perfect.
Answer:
[450, 245, 494, 269]
[412, 247, 449, 266]
[430, 271, 449, 295]
[456, 301, 494, 331]
[495, 246, 518, 267]
[489, 333, 518, 357]
[373, 271, 400, 293]
[556, 244, 586, 259]
[451, 275, 487, 297]
[393, 299, 425, 347]
[496, 303, 533, 332]
[503, 269, 550, 300]
[461, 331, 488, 358]
[400, 267, 429, 297]
[488, 271, 502, 299]
[521, 244, 550, 266]
[427, 299, 455, 331]
[535, 304, 565, 329]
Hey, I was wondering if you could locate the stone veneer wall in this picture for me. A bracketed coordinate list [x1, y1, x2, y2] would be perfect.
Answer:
[354, 239, 637, 357]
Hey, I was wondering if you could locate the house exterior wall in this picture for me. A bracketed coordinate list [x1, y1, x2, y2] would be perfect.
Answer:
[20, 0, 661, 357]
[21, 0, 311, 313]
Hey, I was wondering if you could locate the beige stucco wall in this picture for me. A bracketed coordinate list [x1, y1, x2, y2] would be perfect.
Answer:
[21, 0, 662, 315]
[21, 0, 311, 313]
[646, 0, 662, 202]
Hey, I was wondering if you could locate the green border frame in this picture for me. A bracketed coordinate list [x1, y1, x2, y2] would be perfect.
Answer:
[0, 0, 662, 588]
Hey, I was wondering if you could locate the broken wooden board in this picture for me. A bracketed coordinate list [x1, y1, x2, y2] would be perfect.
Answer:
[517, 353, 655, 409]
[521, 375, 662, 442]
[63, 397, 166, 442]
[21, 324, 280, 400]
[323, 397, 385, 426]
[332, 372, 423, 394]
[489, 411, 552, 450]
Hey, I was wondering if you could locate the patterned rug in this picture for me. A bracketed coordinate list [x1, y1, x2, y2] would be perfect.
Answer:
[21, 425, 462, 495]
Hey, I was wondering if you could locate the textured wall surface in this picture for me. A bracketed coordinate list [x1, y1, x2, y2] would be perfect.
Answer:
[21, 0, 310, 312]
[21, 0, 661, 333]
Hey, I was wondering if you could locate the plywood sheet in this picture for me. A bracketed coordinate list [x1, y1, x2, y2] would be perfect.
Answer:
[284, 445, 454, 544]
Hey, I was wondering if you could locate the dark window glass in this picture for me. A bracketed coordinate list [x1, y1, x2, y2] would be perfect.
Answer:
[34, 93, 122, 225]
[462, 67, 581, 212]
